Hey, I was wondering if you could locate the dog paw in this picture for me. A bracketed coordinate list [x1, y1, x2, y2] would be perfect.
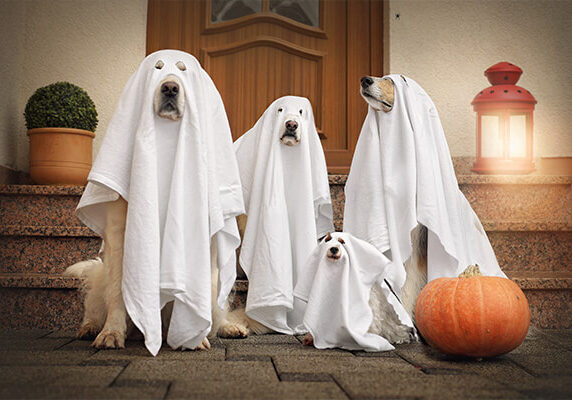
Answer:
[218, 322, 249, 339]
[301, 333, 314, 347]
[390, 326, 418, 345]
[195, 337, 211, 351]
[92, 330, 125, 349]
[77, 322, 100, 340]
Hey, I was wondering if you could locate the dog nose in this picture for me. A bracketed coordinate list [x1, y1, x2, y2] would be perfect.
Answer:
[361, 76, 374, 89]
[285, 120, 298, 131]
[330, 247, 339, 255]
[161, 81, 179, 97]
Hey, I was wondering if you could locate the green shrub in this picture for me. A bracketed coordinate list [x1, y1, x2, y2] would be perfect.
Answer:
[24, 82, 98, 131]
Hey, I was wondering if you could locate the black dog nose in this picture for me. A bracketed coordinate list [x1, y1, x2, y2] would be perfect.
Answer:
[285, 120, 298, 131]
[161, 81, 179, 97]
[361, 76, 374, 89]
[330, 247, 339, 255]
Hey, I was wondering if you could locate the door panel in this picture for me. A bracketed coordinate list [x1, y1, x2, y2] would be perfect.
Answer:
[201, 37, 325, 140]
[147, 0, 383, 173]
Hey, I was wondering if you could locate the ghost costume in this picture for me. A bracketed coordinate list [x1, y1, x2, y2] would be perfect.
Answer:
[234, 96, 334, 334]
[294, 232, 412, 352]
[344, 74, 504, 296]
[76, 50, 244, 356]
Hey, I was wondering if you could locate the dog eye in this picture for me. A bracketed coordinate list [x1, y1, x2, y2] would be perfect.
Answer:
[278, 108, 283, 113]
[299, 109, 303, 115]
[155, 60, 164, 70]
[324, 233, 332, 242]
[337, 237, 345, 244]
[176, 61, 186, 71]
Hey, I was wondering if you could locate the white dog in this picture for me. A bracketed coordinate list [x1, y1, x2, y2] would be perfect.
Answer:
[301, 233, 417, 349]
[66, 52, 247, 352]
[357, 75, 428, 322]
[227, 96, 334, 337]
[352, 74, 503, 330]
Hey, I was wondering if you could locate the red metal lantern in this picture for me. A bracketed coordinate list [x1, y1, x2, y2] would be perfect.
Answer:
[472, 62, 537, 174]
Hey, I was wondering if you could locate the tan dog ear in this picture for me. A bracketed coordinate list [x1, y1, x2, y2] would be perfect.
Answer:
[380, 78, 395, 112]
[325, 233, 332, 242]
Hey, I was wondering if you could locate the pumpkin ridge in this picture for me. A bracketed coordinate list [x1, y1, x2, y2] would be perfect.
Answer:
[477, 276, 486, 356]
[448, 278, 461, 354]
[416, 277, 448, 350]
[495, 278, 512, 355]
[431, 278, 455, 352]
[503, 278, 529, 352]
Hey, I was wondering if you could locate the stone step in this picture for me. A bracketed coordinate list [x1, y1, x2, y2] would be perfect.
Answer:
[2, 175, 570, 230]
[1, 223, 567, 276]
[488, 229, 571, 273]
[0, 273, 569, 330]
[0, 176, 569, 330]
[0, 226, 99, 275]
[458, 175, 571, 225]
[505, 271, 572, 330]
[328, 175, 572, 231]
[0, 185, 85, 228]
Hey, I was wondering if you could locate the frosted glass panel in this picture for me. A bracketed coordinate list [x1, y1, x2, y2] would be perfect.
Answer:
[270, 0, 319, 27]
[481, 115, 502, 158]
[212, 0, 262, 23]
[509, 115, 527, 158]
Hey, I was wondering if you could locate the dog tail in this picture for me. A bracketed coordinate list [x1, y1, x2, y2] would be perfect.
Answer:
[64, 258, 103, 279]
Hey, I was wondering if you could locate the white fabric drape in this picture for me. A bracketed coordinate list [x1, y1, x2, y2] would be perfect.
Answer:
[344, 75, 504, 296]
[234, 96, 333, 334]
[77, 50, 244, 356]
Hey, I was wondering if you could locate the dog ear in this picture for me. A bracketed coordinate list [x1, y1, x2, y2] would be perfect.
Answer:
[325, 233, 332, 242]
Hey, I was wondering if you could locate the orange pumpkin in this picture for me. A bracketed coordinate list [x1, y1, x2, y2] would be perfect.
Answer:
[414, 265, 530, 358]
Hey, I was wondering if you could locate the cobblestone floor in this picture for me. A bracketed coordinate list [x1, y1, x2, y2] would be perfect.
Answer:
[1, 328, 571, 399]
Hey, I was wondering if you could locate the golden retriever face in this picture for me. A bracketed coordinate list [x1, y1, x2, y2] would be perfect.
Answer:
[360, 76, 394, 112]
[153, 74, 185, 121]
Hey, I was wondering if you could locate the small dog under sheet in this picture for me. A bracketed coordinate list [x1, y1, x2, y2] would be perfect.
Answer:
[294, 232, 416, 351]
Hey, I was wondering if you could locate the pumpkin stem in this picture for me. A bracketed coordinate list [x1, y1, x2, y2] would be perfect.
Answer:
[459, 264, 482, 278]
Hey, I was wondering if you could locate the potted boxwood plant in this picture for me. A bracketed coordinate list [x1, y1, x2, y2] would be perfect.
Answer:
[24, 82, 98, 185]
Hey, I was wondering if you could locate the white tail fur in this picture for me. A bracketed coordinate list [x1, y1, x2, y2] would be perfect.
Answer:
[64, 258, 103, 278]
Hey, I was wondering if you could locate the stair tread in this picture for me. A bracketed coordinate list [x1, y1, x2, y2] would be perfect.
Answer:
[0, 225, 96, 237]
[1, 222, 568, 237]
[505, 271, 572, 290]
[457, 175, 572, 185]
[2, 272, 570, 290]
[0, 273, 82, 289]
[481, 221, 571, 231]
[2, 174, 570, 194]
[0, 273, 249, 291]
[0, 184, 85, 196]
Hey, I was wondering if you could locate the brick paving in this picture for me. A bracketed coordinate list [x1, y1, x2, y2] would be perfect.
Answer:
[0, 328, 571, 399]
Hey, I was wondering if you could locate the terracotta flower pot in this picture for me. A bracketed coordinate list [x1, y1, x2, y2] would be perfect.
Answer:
[27, 127, 94, 185]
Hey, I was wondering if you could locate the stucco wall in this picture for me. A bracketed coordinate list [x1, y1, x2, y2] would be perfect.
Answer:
[388, 0, 572, 158]
[0, 0, 147, 172]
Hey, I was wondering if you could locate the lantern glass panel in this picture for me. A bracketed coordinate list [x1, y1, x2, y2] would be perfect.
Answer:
[481, 114, 502, 158]
[509, 114, 527, 158]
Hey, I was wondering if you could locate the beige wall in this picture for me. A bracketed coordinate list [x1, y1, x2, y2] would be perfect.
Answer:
[388, 0, 572, 158]
[0, 0, 147, 172]
[1, 0, 570, 174]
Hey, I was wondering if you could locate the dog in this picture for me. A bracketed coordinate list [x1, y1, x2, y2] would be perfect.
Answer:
[302, 233, 418, 348]
[279, 106, 303, 146]
[65, 67, 247, 350]
[358, 74, 429, 321]
[227, 103, 307, 336]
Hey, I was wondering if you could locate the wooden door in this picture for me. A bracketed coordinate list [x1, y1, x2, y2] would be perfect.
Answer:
[147, 0, 383, 173]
